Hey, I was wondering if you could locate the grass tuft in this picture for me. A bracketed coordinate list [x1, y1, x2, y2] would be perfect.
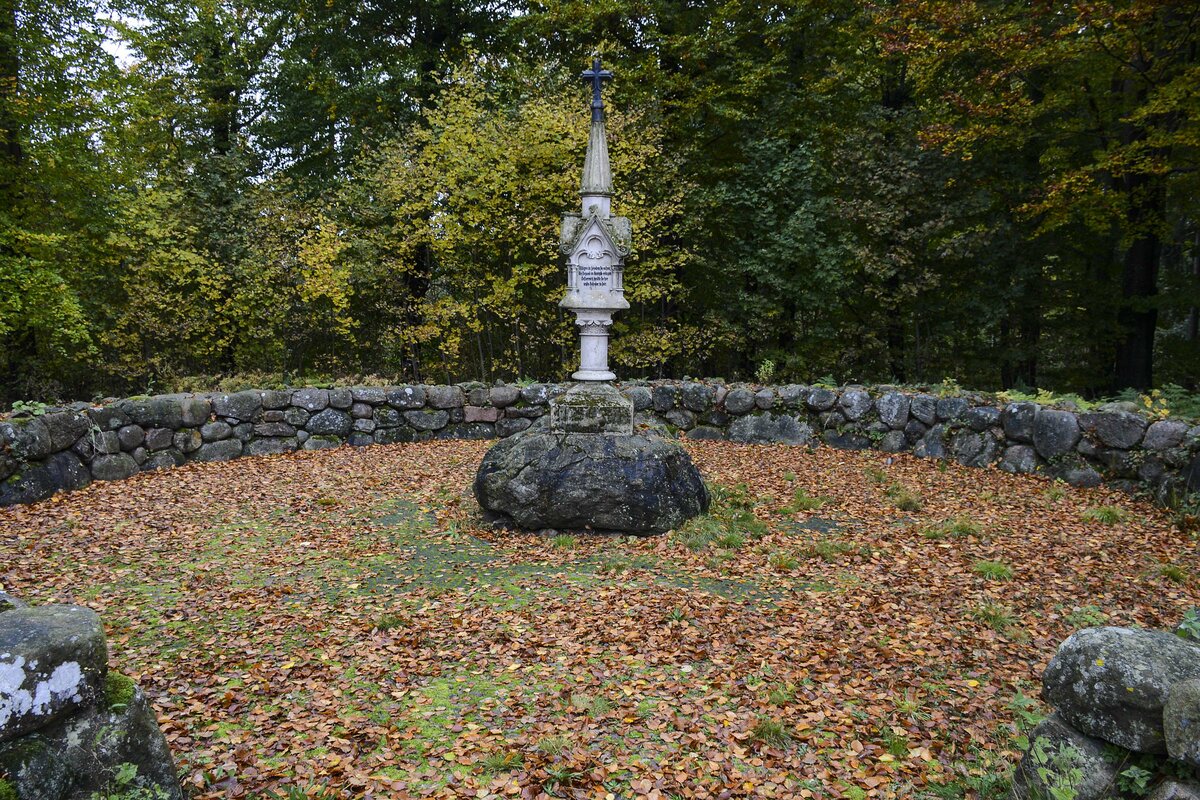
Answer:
[1157, 563, 1188, 584]
[480, 750, 524, 774]
[549, 533, 577, 549]
[768, 550, 799, 571]
[534, 734, 571, 756]
[972, 560, 1014, 581]
[885, 482, 923, 512]
[766, 684, 794, 706]
[781, 487, 826, 513]
[1081, 506, 1129, 525]
[970, 602, 1017, 632]
[750, 716, 794, 748]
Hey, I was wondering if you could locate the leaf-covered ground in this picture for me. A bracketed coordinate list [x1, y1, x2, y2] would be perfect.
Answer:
[1, 441, 1197, 799]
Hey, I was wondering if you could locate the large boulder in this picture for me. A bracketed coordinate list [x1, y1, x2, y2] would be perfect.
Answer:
[212, 390, 262, 422]
[910, 394, 937, 425]
[474, 431, 708, 535]
[1000, 445, 1039, 474]
[119, 396, 184, 430]
[0, 674, 182, 800]
[0, 605, 107, 742]
[949, 430, 999, 467]
[839, 389, 872, 421]
[1011, 713, 1120, 800]
[1165, 678, 1200, 768]
[404, 410, 449, 432]
[425, 385, 464, 409]
[193, 439, 243, 462]
[1003, 402, 1038, 443]
[681, 382, 713, 412]
[1042, 627, 1200, 753]
[805, 387, 838, 412]
[387, 385, 426, 409]
[728, 414, 812, 445]
[43, 452, 90, 493]
[1144, 421, 1189, 451]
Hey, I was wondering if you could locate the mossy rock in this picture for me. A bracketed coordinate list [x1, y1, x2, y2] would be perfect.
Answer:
[105, 672, 137, 709]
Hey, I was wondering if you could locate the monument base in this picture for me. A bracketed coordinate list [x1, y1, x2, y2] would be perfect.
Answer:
[472, 382, 708, 535]
[571, 369, 617, 382]
[549, 382, 632, 434]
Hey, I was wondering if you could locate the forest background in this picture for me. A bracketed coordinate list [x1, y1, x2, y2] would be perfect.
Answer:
[2, 0, 1199, 404]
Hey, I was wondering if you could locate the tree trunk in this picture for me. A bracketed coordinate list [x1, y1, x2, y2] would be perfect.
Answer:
[1114, 206, 1160, 391]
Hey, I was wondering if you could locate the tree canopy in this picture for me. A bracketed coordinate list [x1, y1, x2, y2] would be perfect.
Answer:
[1, 0, 1197, 401]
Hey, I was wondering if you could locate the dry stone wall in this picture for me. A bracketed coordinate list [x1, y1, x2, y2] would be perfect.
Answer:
[2, 382, 1198, 507]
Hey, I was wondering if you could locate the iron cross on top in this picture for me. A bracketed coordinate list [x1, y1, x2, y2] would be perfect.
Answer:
[581, 55, 613, 121]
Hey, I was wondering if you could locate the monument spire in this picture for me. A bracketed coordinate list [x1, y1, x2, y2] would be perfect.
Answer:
[559, 54, 630, 382]
[579, 55, 613, 214]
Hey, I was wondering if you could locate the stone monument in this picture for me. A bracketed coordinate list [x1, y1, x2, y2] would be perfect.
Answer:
[473, 56, 708, 536]
[560, 56, 630, 383]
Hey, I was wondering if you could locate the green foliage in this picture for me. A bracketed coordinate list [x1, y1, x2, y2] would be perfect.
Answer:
[1117, 764, 1155, 796]
[801, 537, 859, 562]
[4, 0, 1200, 399]
[480, 750, 524, 774]
[1157, 563, 1189, 584]
[766, 684, 794, 706]
[87, 762, 171, 800]
[1063, 606, 1108, 628]
[568, 693, 612, 717]
[0, 779, 15, 800]
[8, 399, 48, 416]
[1177, 609, 1200, 641]
[1026, 736, 1084, 800]
[767, 551, 799, 571]
[534, 734, 571, 755]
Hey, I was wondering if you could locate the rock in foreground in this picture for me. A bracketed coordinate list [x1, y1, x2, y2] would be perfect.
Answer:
[474, 431, 708, 535]
[1010, 713, 1119, 800]
[0, 600, 182, 800]
[1042, 627, 1200, 754]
